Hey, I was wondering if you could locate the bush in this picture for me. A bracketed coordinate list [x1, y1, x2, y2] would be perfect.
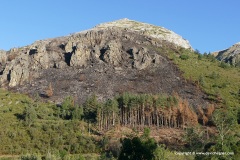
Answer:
[194, 49, 201, 55]
[198, 54, 203, 60]
[118, 128, 157, 160]
[20, 154, 41, 160]
[208, 71, 220, 79]
[44, 152, 61, 160]
[23, 103, 37, 127]
[206, 54, 216, 62]
[179, 54, 189, 60]
[219, 61, 230, 69]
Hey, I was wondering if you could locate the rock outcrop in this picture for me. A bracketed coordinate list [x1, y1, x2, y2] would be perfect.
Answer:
[212, 42, 240, 67]
[95, 18, 192, 49]
[0, 38, 68, 87]
[0, 50, 7, 74]
[0, 19, 192, 88]
[0, 19, 209, 109]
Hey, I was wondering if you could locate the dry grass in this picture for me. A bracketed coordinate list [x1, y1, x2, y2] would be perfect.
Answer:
[45, 82, 53, 97]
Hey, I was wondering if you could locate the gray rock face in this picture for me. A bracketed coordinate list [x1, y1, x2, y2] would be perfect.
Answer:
[95, 18, 192, 49]
[0, 50, 7, 63]
[0, 38, 67, 87]
[0, 50, 7, 74]
[0, 19, 209, 109]
[0, 19, 192, 88]
[212, 42, 240, 67]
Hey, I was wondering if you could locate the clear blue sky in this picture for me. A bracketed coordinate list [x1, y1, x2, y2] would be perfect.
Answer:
[1, 0, 239, 53]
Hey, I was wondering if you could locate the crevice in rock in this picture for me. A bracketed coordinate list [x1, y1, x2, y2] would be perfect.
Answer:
[59, 44, 65, 50]
[0, 65, 4, 75]
[7, 70, 11, 81]
[64, 53, 73, 66]
[99, 48, 107, 62]
[127, 49, 134, 59]
[29, 49, 38, 55]
[53, 63, 57, 68]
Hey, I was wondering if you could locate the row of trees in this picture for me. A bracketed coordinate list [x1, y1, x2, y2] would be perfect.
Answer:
[83, 93, 199, 131]
[22, 92, 206, 132]
[21, 93, 200, 132]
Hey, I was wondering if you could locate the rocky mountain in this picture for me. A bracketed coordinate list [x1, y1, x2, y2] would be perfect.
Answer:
[0, 19, 208, 108]
[212, 42, 240, 67]
[94, 18, 192, 49]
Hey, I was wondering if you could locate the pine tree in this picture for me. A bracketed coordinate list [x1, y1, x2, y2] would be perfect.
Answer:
[84, 94, 100, 123]
[211, 108, 237, 152]
[23, 103, 37, 127]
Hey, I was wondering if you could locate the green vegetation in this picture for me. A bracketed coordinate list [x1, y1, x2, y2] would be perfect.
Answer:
[118, 128, 157, 160]
[1, 88, 238, 159]
[0, 89, 99, 159]
[179, 54, 189, 60]
[0, 89, 196, 159]
[0, 45, 240, 159]
[118, 128, 194, 160]
[157, 46, 240, 109]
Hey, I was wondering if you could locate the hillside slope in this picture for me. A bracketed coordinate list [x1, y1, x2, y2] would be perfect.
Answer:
[0, 19, 239, 159]
[0, 19, 206, 108]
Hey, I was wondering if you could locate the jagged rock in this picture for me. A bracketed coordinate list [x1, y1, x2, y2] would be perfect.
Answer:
[99, 40, 123, 66]
[70, 43, 91, 67]
[0, 53, 30, 87]
[95, 18, 192, 49]
[0, 50, 7, 73]
[0, 18, 193, 91]
[0, 39, 68, 86]
[0, 19, 211, 112]
[212, 42, 240, 66]
[132, 47, 152, 69]
[0, 50, 7, 64]
[56, 61, 68, 69]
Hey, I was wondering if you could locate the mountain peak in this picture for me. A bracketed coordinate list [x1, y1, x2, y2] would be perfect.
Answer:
[116, 18, 131, 21]
[234, 42, 240, 46]
[0, 18, 193, 89]
[94, 18, 192, 49]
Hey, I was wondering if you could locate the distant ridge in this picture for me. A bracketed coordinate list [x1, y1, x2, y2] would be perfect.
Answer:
[212, 42, 240, 66]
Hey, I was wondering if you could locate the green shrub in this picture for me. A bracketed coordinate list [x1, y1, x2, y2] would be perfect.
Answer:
[20, 154, 40, 160]
[208, 71, 220, 79]
[179, 54, 189, 60]
[198, 54, 203, 60]
[194, 49, 201, 55]
[198, 75, 205, 86]
[206, 54, 216, 62]
[219, 61, 230, 69]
